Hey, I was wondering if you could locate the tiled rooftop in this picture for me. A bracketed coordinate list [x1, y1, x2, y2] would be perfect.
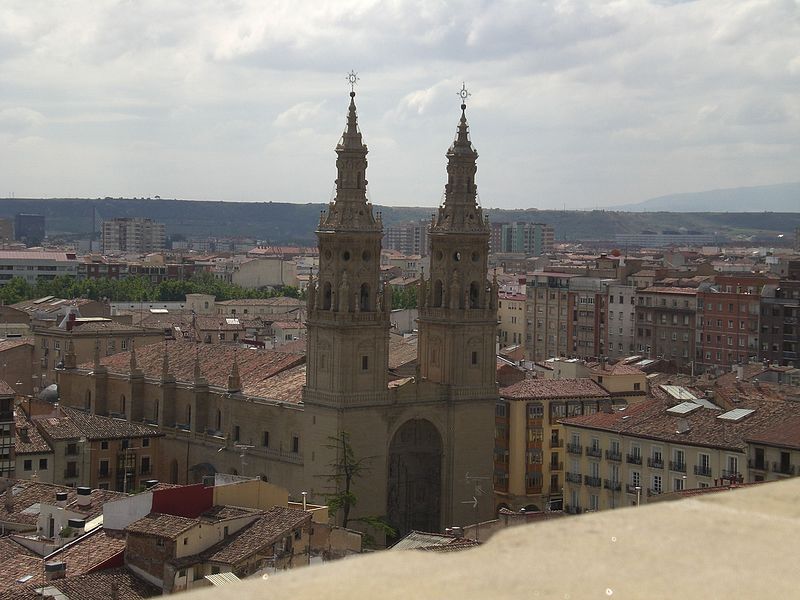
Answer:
[80, 340, 305, 398]
[2, 567, 161, 600]
[32, 406, 162, 441]
[501, 378, 610, 400]
[0, 337, 34, 353]
[14, 411, 53, 455]
[0, 480, 126, 527]
[125, 513, 198, 539]
[47, 527, 126, 577]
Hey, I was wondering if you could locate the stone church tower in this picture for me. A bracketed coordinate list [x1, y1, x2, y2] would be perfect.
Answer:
[304, 86, 496, 540]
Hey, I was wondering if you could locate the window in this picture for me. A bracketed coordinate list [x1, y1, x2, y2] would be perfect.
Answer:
[527, 403, 543, 418]
[99, 459, 109, 476]
[361, 356, 369, 371]
[263, 431, 270, 447]
[101, 441, 109, 450]
[183, 537, 188, 545]
[39, 458, 48, 470]
[652, 475, 662, 493]
[156, 538, 165, 548]
[234, 425, 240, 442]
[121, 339, 128, 350]
[674, 478, 685, 492]
[471, 351, 478, 366]
[292, 435, 300, 454]
[631, 471, 640, 487]
[141, 456, 151, 474]
[633, 382, 641, 391]
[142, 437, 149, 448]
[24, 459, 32, 471]
[589, 494, 599, 511]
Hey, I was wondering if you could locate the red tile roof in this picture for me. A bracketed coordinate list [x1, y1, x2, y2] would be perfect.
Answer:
[33, 406, 162, 441]
[501, 378, 610, 400]
[745, 414, 800, 450]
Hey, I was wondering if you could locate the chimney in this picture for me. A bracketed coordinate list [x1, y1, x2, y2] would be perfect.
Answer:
[75, 486, 91, 507]
[54, 491, 68, 508]
[67, 518, 85, 536]
[44, 561, 66, 581]
[144, 479, 159, 489]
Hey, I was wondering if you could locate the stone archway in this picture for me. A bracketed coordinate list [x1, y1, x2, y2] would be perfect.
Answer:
[387, 419, 443, 538]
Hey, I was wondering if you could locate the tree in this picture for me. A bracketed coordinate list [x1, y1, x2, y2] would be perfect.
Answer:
[323, 431, 395, 547]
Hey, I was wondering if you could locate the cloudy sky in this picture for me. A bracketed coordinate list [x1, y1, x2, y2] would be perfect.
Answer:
[1, 0, 798, 210]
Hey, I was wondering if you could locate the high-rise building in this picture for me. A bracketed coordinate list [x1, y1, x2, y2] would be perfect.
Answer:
[14, 213, 45, 247]
[759, 279, 800, 366]
[525, 271, 576, 361]
[634, 287, 697, 370]
[606, 284, 637, 359]
[491, 222, 554, 256]
[384, 219, 430, 256]
[101, 217, 166, 254]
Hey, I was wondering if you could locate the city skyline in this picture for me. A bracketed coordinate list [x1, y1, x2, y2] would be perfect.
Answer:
[1, 1, 799, 209]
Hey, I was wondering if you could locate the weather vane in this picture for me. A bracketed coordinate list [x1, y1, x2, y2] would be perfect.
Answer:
[347, 70, 360, 93]
[458, 82, 471, 108]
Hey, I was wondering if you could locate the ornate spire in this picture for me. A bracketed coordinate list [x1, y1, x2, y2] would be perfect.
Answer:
[431, 82, 487, 233]
[318, 72, 380, 232]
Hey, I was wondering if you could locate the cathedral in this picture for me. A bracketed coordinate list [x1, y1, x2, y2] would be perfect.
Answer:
[303, 83, 498, 536]
[53, 82, 498, 542]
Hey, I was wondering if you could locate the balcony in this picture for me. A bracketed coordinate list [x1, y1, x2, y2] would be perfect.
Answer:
[647, 488, 662, 497]
[605, 450, 622, 462]
[549, 462, 563, 472]
[566, 443, 583, 455]
[549, 438, 563, 449]
[748, 459, 768, 471]
[721, 469, 742, 481]
[669, 461, 687, 473]
[647, 457, 664, 469]
[584, 475, 602, 488]
[625, 483, 642, 495]
[604, 479, 621, 491]
[585, 446, 602, 458]
[771, 463, 796, 476]
[694, 465, 712, 477]
[626, 454, 642, 465]
[565, 472, 582, 484]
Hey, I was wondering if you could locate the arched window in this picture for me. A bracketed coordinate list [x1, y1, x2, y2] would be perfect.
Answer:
[323, 282, 332, 310]
[360, 283, 370, 311]
[469, 281, 480, 309]
[433, 280, 443, 308]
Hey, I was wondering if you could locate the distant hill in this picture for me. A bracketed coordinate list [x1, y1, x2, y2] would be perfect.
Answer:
[611, 183, 800, 212]
[0, 197, 798, 244]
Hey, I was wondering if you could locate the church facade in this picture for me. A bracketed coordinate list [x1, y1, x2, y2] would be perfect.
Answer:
[54, 86, 498, 539]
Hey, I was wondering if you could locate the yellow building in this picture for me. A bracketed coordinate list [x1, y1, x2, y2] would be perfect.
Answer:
[497, 291, 526, 349]
[559, 395, 800, 513]
[495, 378, 611, 512]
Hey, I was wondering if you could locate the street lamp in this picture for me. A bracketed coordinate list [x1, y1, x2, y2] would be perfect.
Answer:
[635, 485, 642, 507]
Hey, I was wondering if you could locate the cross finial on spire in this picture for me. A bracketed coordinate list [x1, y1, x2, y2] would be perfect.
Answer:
[347, 70, 359, 96]
[458, 82, 471, 111]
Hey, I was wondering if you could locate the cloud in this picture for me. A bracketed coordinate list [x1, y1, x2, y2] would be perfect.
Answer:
[0, 0, 798, 208]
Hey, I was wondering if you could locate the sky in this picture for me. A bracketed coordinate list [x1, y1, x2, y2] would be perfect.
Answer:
[1, 0, 798, 210]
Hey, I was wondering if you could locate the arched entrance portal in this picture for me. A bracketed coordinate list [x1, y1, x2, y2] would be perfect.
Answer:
[387, 419, 443, 538]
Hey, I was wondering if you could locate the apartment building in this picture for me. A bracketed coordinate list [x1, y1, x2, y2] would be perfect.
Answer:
[696, 274, 773, 372]
[759, 279, 800, 366]
[567, 277, 613, 359]
[491, 222, 554, 256]
[559, 389, 800, 513]
[0, 250, 78, 285]
[634, 287, 697, 370]
[498, 292, 526, 348]
[525, 272, 577, 361]
[495, 378, 612, 513]
[15, 400, 162, 490]
[384, 220, 430, 256]
[0, 382, 14, 478]
[605, 284, 637, 359]
[102, 218, 166, 254]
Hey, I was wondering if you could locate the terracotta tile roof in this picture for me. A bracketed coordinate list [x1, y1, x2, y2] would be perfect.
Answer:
[0, 337, 34, 353]
[0, 480, 126, 527]
[81, 340, 305, 399]
[501, 378, 610, 400]
[199, 506, 310, 565]
[388, 335, 417, 370]
[125, 513, 198, 539]
[47, 528, 126, 577]
[745, 414, 800, 450]
[3, 567, 161, 600]
[498, 292, 526, 301]
[0, 538, 44, 594]
[258, 364, 306, 404]
[217, 297, 304, 306]
[0, 379, 16, 396]
[72, 321, 157, 333]
[591, 362, 645, 376]
[14, 410, 53, 454]
[271, 321, 305, 329]
[560, 396, 800, 452]
[33, 406, 162, 441]
[640, 286, 698, 295]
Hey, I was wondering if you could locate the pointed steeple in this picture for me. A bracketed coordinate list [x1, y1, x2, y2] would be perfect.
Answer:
[319, 72, 379, 232]
[431, 82, 487, 233]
